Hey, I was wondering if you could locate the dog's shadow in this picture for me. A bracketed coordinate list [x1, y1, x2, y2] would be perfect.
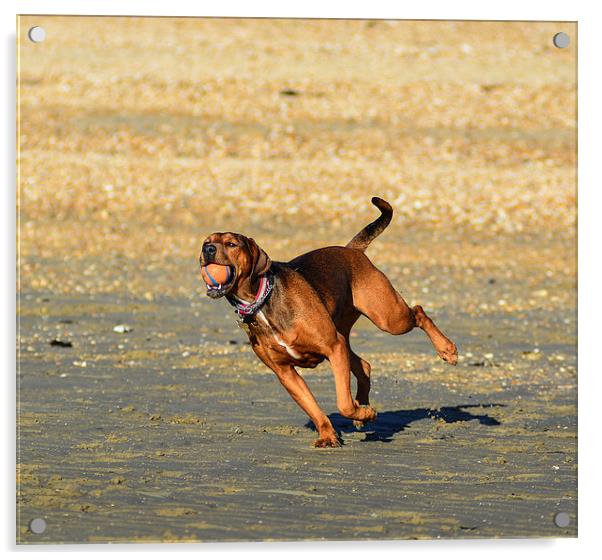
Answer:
[305, 403, 505, 443]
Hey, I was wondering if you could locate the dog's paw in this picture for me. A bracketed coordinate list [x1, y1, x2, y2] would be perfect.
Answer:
[353, 419, 366, 430]
[354, 402, 377, 423]
[437, 340, 458, 366]
[313, 433, 342, 448]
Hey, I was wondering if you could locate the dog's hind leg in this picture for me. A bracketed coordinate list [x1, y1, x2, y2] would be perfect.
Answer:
[353, 268, 458, 365]
[348, 346, 372, 429]
[324, 332, 377, 424]
[348, 346, 371, 405]
[411, 305, 458, 365]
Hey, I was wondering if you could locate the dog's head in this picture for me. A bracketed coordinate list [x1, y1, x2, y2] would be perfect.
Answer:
[199, 232, 272, 299]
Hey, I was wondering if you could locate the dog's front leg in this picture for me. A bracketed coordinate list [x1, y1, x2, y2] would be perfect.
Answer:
[271, 363, 341, 448]
[328, 333, 377, 423]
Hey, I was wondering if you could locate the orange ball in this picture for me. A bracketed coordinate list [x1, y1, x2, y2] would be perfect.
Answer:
[201, 264, 233, 286]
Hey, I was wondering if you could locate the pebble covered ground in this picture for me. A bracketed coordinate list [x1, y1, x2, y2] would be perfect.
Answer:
[17, 17, 576, 543]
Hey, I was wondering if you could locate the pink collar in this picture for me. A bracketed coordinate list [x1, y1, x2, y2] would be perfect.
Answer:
[227, 273, 274, 319]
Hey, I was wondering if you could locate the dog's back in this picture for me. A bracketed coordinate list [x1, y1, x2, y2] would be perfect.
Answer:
[286, 197, 392, 321]
[287, 246, 375, 324]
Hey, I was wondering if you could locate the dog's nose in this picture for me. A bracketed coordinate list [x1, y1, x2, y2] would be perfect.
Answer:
[203, 244, 217, 259]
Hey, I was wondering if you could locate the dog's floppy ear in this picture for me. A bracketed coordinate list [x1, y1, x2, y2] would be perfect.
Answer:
[246, 237, 272, 279]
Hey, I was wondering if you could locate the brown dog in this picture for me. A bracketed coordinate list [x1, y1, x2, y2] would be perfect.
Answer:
[199, 198, 458, 447]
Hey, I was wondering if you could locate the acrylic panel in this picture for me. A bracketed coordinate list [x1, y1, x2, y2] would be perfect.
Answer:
[17, 16, 577, 543]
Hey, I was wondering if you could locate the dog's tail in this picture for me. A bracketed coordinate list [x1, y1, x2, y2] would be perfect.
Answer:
[346, 197, 393, 252]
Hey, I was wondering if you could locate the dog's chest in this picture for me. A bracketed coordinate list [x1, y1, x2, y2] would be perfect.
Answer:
[253, 311, 300, 359]
[246, 311, 323, 367]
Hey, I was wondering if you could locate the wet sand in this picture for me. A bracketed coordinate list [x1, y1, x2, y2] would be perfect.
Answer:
[17, 232, 576, 543]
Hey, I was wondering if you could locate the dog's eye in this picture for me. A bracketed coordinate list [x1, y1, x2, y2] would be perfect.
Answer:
[226, 242, 237, 248]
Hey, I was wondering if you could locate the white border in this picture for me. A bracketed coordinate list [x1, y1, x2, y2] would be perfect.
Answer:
[2, 0, 589, 19]
[3, 1, 600, 558]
